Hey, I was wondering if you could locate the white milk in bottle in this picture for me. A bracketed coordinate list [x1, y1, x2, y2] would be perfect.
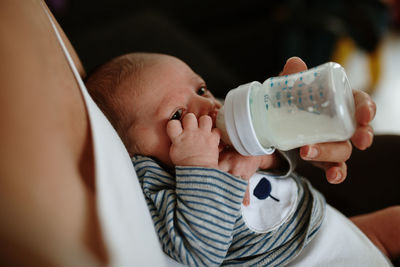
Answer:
[216, 62, 356, 155]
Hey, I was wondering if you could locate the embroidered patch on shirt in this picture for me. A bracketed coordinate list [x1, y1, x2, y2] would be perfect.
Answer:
[241, 173, 298, 233]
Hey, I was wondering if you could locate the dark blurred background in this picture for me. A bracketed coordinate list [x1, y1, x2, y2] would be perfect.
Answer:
[48, 3, 400, 264]
[47, 0, 400, 216]
[47, 0, 395, 99]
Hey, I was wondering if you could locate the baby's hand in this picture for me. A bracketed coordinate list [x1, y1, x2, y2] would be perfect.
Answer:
[219, 149, 282, 205]
[219, 148, 262, 180]
[167, 113, 220, 168]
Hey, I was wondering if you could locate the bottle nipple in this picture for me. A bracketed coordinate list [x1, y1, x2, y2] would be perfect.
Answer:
[216, 107, 232, 145]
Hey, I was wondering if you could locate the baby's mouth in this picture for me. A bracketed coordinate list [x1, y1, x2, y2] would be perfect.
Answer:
[209, 109, 219, 128]
[209, 108, 230, 148]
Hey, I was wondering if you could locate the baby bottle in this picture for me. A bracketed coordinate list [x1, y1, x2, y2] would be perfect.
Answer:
[216, 62, 356, 155]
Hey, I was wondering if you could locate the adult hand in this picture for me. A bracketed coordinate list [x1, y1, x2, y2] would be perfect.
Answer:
[282, 57, 376, 184]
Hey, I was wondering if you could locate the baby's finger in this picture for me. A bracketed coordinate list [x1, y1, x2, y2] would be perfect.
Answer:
[242, 186, 250, 206]
[166, 120, 183, 140]
[211, 127, 221, 139]
[351, 125, 374, 150]
[181, 113, 198, 129]
[218, 157, 230, 173]
[300, 141, 352, 163]
[198, 115, 213, 130]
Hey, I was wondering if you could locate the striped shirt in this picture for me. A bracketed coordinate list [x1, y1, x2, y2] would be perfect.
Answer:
[133, 155, 325, 267]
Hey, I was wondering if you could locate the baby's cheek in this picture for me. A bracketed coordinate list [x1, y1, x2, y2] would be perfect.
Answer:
[135, 126, 165, 154]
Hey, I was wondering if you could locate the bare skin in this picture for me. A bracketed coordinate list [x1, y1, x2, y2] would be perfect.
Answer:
[351, 206, 400, 260]
[0, 1, 394, 265]
[0, 0, 106, 265]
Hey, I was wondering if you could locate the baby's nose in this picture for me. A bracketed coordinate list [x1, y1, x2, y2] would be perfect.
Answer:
[194, 97, 213, 114]
[199, 99, 219, 126]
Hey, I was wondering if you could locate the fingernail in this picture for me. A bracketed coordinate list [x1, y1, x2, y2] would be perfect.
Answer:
[368, 102, 376, 118]
[361, 129, 374, 150]
[329, 170, 343, 184]
[305, 145, 319, 159]
[368, 128, 374, 139]
[366, 130, 374, 148]
[286, 56, 299, 63]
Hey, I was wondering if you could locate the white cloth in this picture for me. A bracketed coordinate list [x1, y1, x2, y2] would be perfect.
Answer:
[242, 173, 391, 266]
[288, 205, 392, 267]
[44, 6, 179, 267]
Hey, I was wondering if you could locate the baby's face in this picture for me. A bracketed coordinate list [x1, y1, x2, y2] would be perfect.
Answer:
[125, 55, 221, 166]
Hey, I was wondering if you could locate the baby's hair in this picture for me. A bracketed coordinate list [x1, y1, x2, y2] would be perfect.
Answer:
[85, 52, 158, 145]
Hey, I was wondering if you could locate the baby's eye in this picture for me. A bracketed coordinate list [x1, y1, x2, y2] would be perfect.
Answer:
[170, 109, 183, 120]
[197, 87, 207, 96]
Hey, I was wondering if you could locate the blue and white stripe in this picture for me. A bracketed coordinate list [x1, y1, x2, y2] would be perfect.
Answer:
[133, 155, 325, 267]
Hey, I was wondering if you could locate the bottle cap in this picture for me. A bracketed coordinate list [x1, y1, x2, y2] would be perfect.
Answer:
[224, 82, 275, 156]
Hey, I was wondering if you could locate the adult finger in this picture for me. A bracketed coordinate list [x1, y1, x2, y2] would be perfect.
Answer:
[300, 141, 352, 163]
[166, 120, 182, 140]
[280, 57, 308, 76]
[353, 90, 377, 126]
[310, 161, 348, 184]
[351, 125, 374, 150]
[325, 162, 348, 184]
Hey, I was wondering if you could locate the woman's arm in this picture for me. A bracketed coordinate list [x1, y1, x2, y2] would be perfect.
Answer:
[0, 0, 105, 265]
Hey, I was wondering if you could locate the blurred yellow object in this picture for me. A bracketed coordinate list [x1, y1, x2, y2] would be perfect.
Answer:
[332, 37, 382, 95]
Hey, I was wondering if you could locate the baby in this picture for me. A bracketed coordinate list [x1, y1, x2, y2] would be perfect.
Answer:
[86, 52, 399, 266]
